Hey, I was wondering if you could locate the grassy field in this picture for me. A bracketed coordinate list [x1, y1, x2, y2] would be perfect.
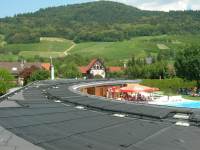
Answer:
[0, 54, 18, 62]
[19, 51, 62, 58]
[1, 34, 200, 60]
[181, 95, 200, 100]
[157, 44, 170, 49]
[5, 40, 74, 52]
[2, 37, 74, 58]
[68, 34, 200, 60]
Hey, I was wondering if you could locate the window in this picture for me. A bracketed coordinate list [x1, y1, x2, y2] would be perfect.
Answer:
[12, 68, 17, 71]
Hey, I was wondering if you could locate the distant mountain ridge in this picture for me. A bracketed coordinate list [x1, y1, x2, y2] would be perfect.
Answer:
[0, 1, 200, 44]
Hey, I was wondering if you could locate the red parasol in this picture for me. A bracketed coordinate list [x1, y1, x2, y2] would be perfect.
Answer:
[151, 87, 159, 91]
[120, 85, 152, 92]
[151, 87, 159, 96]
[112, 88, 121, 93]
[108, 86, 116, 89]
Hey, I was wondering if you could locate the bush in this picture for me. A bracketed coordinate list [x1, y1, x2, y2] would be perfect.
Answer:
[30, 69, 51, 82]
[141, 78, 196, 91]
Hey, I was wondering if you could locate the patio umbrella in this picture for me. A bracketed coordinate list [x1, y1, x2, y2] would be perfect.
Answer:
[112, 88, 121, 93]
[151, 87, 159, 91]
[108, 86, 116, 89]
[120, 84, 152, 92]
[151, 87, 159, 96]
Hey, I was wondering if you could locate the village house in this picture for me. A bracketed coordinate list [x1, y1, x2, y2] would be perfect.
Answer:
[77, 58, 125, 78]
[0, 60, 50, 85]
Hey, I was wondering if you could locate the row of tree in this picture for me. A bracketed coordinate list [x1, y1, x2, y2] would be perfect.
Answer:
[0, 47, 20, 55]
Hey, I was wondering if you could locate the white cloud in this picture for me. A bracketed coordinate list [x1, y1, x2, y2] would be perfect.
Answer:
[139, 1, 188, 11]
[191, 4, 200, 10]
[108, 0, 200, 11]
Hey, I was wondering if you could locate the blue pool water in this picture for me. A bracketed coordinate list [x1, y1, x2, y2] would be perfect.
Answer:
[164, 101, 200, 108]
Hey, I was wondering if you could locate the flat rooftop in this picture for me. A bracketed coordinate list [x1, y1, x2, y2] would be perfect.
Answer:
[0, 78, 200, 150]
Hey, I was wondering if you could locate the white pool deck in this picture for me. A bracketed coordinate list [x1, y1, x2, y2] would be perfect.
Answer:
[142, 92, 194, 105]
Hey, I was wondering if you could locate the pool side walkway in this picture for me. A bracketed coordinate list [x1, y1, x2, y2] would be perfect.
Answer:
[148, 95, 194, 105]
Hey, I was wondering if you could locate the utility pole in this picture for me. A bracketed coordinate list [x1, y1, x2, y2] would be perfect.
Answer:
[50, 57, 54, 80]
[75, 67, 77, 79]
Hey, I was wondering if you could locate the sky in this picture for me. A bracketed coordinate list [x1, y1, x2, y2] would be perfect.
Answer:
[0, 0, 200, 18]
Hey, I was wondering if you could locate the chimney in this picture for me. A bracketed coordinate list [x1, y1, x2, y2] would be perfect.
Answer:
[124, 62, 126, 68]
[101, 59, 104, 64]
[21, 59, 24, 67]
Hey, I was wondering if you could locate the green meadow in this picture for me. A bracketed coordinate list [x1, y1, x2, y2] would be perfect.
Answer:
[69, 34, 200, 60]
[1, 35, 200, 61]
[19, 51, 62, 58]
[2, 37, 74, 58]
[5, 40, 74, 52]
[0, 54, 18, 62]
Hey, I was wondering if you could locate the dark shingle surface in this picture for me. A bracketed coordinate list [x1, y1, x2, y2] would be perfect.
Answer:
[0, 79, 200, 150]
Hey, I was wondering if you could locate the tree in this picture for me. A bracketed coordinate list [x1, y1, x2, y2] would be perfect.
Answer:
[0, 68, 15, 95]
[174, 43, 200, 92]
[63, 62, 83, 79]
[18, 65, 40, 85]
[157, 51, 164, 62]
[30, 70, 51, 82]
[110, 70, 124, 78]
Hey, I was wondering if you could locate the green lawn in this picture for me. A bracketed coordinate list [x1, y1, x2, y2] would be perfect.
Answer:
[181, 95, 200, 100]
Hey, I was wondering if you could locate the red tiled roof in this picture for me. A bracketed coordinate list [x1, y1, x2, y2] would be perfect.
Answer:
[107, 67, 123, 72]
[86, 58, 99, 70]
[78, 58, 105, 74]
[42, 63, 51, 70]
[77, 67, 87, 74]
[168, 65, 174, 70]
[77, 58, 123, 74]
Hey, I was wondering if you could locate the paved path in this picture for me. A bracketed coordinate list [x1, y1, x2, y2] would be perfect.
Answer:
[64, 44, 75, 56]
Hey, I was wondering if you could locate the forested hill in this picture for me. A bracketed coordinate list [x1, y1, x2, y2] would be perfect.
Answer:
[0, 1, 200, 44]
[18, 1, 141, 23]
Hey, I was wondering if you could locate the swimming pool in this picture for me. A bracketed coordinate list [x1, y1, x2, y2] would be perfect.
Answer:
[164, 101, 200, 108]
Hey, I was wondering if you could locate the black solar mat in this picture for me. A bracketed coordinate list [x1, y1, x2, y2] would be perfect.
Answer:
[0, 79, 200, 150]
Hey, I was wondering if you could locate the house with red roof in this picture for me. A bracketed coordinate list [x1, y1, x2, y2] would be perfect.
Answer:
[77, 58, 124, 78]
[42, 63, 51, 70]
[168, 65, 175, 70]
[0, 61, 51, 85]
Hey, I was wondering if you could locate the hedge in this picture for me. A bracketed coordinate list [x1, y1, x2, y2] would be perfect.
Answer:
[140, 78, 196, 91]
